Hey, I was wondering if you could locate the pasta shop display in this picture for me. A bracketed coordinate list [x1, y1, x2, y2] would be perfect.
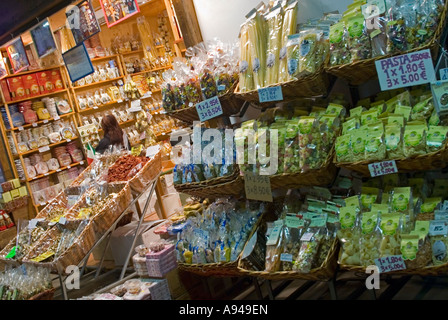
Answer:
[0, 265, 52, 300]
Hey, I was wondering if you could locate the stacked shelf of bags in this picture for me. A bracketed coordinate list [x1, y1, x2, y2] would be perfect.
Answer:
[337, 169, 448, 276]
[0, 149, 162, 271]
[236, 187, 343, 281]
[173, 198, 270, 277]
[161, 40, 244, 123]
[325, 0, 448, 85]
[334, 86, 448, 176]
[234, 1, 332, 106]
[238, 102, 345, 190]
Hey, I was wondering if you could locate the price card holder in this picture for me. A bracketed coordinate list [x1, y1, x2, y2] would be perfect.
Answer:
[196, 96, 223, 122]
[32, 122, 38, 127]
[375, 49, 436, 91]
[43, 120, 49, 124]
[58, 217, 67, 225]
[258, 86, 283, 103]
[368, 160, 398, 177]
[374, 255, 406, 273]
[146, 145, 160, 158]
[80, 161, 84, 165]
[244, 172, 273, 202]
[54, 116, 60, 121]
[18, 126, 24, 131]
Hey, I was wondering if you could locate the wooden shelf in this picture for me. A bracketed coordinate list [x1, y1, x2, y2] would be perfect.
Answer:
[6, 112, 74, 131]
[18, 137, 79, 156]
[2, 65, 63, 79]
[128, 65, 172, 77]
[27, 160, 85, 182]
[120, 49, 144, 56]
[79, 100, 127, 113]
[4, 89, 68, 105]
[91, 54, 120, 62]
[72, 76, 124, 90]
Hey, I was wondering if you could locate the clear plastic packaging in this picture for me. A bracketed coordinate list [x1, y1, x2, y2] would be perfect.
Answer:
[347, 13, 371, 62]
[385, 123, 404, 159]
[329, 21, 351, 66]
[360, 211, 382, 266]
[403, 124, 427, 157]
[278, 0, 298, 83]
[265, 5, 283, 86]
[337, 206, 361, 266]
[379, 213, 403, 257]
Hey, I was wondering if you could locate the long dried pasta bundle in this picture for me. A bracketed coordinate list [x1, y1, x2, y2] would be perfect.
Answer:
[137, 16, 157, 64]
[278, 0, 298, 83]
[239, 22, 253, 92]
[265, 5, 283, 86]
[247, 9, 268, 90]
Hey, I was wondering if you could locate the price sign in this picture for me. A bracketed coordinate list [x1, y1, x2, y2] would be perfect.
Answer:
[368, 160, 398, 177]
[117, 99, 123, 103]
[93, 106, 98, 109]
[32, 122, 38, 127]
[66, 139, 71, 142]
[18, 126, 24, 131]
[258, 86, 283, 103]
[129, 99, 142, 112]
[375, 49, 436, 91]
[56, 169, 61, 172]
[67, 165, 71, 169]
[244, 172, 273, 202]
[54, 116, 60, 121]
[195, 96, 223, 122]
[440, 68, 448, 80]
[80, 161, 84, 165]
[43, 120, 49, 124]
[374, 255, 406, 273]
[39, 146, 50, 153]
[146, 145, 160, 158]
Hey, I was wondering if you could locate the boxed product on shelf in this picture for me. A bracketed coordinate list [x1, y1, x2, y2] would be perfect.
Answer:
[1, 79, 12, 103]
[7, 76, 27, 100]
[145, 243, 177, 278]
[22, 73, 40, 98]
[36, 71, 54, 94]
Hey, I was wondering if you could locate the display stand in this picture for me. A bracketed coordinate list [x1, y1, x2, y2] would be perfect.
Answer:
[55, 172, 161, 300]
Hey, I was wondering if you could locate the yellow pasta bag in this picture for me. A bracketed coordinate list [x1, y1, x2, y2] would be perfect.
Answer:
[337, 206, 361, 265]
[360, 211, 382, 266]
[379, 213, 403, 257]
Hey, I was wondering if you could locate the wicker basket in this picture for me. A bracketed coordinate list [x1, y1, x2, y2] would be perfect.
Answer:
[234, 67, 330, 108]
[237, 238, 340, 282]
[326, 3, 448, 85]
[22, 220, 96, 272]
[334, 142, 448, 177]
[66, 183, 133, 234]
[28, 288, 56, 300]
[36, 186, 89, 220]
[177, 174, 245, 199]
[177, 212, 265, 277]
[127, 151, 162, 194]
[269, 150, 338, 190]
[166, 84, 245, 123]
[174, 165, 240, 192]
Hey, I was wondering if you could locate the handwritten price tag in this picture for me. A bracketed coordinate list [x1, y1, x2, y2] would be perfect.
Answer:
[440, 68, 448, 80]
[368, 160, 398, 177]
[54, 116, 60, 121]
[375, 49, 436, 90]
[196, 96, 223, 122]
[244, 172, 273, 202]
[258, 86, 283, 103]
[374, 255, 406, 273]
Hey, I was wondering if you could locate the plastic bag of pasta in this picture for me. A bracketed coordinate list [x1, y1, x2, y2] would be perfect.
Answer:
[329, 21, 351, 66]
[350, 128, 368, 162]
[386, 0, 408, 54]
[385, 123, 404, 159]
[283, 120, 300, 173]
[403, 124, 427, 157]
[360, 211, 382, 266]
[379, 213, 404, 257]
[337, 206, 361, 266]
[335, 134, 352, 163]
[429, 220, 448, 266]
[411, 0, 444, 49]
[426, 126, 448, 153]
[280, 215, 306, 271]
[297, 29, 323, 75]
[278, 0, 298, 83]
[265, 221, 284, 272]
[265, 4, 283, 86]
[411, 97, 434, 121]
[298, 117, 324, 171]
[347, 13, 371, 62]
[293, 213, 327, 273]
[363, 0, 388, 57]
[365, 122, 386, 162]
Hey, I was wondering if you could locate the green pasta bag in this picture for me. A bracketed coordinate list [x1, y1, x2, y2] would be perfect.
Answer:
[326, 103, 346, 117]
[385, 124, 404, 159]
[429, 109, 441, 126]
[360, 187, 381, 212]
[370, 100, 386, 114]
[283, 120, 300, 173]
[385, 91, 411, 113]
[411, 97, 434, 121]
[329, 21, 351, 66]
[420, 197, 442, 214]
[337, 206, 361, 265]
[394, 105, 412, 121]
[391, 187, 414, 232]
[379, 213, 403, 257]
[403, 124, 427, 157]
[298, 117, 323, 171]
[270, 123, 287, 175]
[371, 203, 390, 215]
[360, 211, 382, 266]
[286, 34, 301, 80]
[347, 13, 371, 62]
[350, 106, 365, 118]
[426, 126, 448, 153]
[342, 117, 360, 134]
[335, 134, 352, 163]
[350, 128, 368, 162]
[361, 109, 379, 126]
[387, 115, 405, 127]
[365, 123, 386, 161]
